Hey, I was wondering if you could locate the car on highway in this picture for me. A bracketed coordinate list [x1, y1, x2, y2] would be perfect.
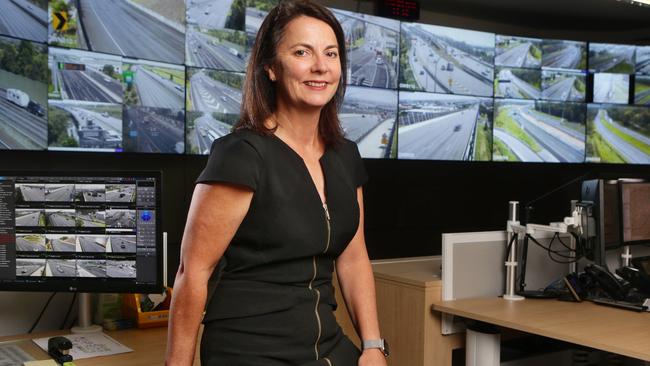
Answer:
[27, 101, 45, 117]
[375, 57, 383, 64]
[419, 70, 424, 75]
[102, 112, 109, 117]
[453, 125, 462, 132]
[220, 96, 228, 102]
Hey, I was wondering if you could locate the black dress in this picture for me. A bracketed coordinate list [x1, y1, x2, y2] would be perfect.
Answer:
[195, 129, 367, 366]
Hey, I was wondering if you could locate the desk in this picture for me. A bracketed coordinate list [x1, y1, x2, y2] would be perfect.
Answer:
[433, 297, 650, 362]
[0, 327, 200, 365]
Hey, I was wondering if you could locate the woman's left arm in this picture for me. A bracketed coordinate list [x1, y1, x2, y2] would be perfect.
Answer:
[336, 187, 387, 366]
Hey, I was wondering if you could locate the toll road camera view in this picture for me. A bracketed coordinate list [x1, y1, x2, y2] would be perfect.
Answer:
[15, 209, 46, 227]
[76, 259, 106, 277]
[107, 260, 136, 278]
[76, 208, 106, 228]
[635, 76, 650, 105]
[586, 104, 650, 164]
[397, 92, 493, 161]
[399, 23, 494, 97]
[541, 39, 586, 71]
[0, 0, 47, 43]
[44, 184, 74, 202]
[245, 0, 278, 49]
[593, 73, 629, 104]
[16, 258, 46, 276]
[46, 234, 77, 251]
[15, 183, 45, 202]
[492, 99, 585, 163]
[186, 68, 243, 154]
[0, 36, 48, 150]
[495, 67, 541, 100]
[45, 209, 76, 227]
[122, 60, 185, 110]
[106, 184, 136, 203]
[186, 0, 246, 71]
[106, 209, 136, 229]
[541, 70, 586, 102]
[637, 46, 650, 75]
[108, 235, 137, 253]
[16, 234, 46, 252]
[589, 43, 635, 74]
[48, 101, 123, 152]
[332, 9, 400, 89]
[76, 235, 107, 253]
[75, 184, 105, 202]
[49, 47, 123, 104]
[340, 86, 398, 158]
[123, 107, 185, 154]
[45, 259, 76, 277]
[49, 0, 185, 65]
[495, 35, 542, 69]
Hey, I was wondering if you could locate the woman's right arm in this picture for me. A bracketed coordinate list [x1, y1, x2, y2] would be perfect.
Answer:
[165, 182, 254, 365]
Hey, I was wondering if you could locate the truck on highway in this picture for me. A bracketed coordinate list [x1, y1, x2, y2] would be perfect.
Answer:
[6, 88, 29, 108]
[228, 47, 243, 59]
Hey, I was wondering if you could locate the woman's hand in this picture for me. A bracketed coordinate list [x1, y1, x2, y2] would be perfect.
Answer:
[358, 348, 388, 366]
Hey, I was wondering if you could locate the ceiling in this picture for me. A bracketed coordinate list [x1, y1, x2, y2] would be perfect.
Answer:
[417, 0, 650, 41]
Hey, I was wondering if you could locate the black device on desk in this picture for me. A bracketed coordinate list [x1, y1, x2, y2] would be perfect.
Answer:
[584, 264, 649, 311]
[48, 336, 73, 364]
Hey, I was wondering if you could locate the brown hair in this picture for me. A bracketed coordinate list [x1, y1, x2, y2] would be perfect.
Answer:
[233, 0, 347, 147]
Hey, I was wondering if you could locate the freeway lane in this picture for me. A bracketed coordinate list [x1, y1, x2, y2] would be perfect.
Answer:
[79, 236, 106, 252]
[106, 210, 135, 228]
[47, 213, 76, 227]
[590, 45, 635, 72]
[0, 0, 46, 43]
[80, 0, 184, 64]
[77, 260, 106, 277]
[493, 128, 543, 162]
[245, 7, 267, 34]
[190, 71, 241, 113]
[16, 235, 46, 251]
[187, 29, 244, 71]
[60, 70, 122, 103]
[124, 107, 184, 153]
[515, 108, 583, 162]
[542, 76, 578, 101]
[0, 89, 47, 149]
[16, 210, 43, 226]
[110, 236, 137, 253]
[50, 238, 77, 252]
[47, 260, 76, 277]
[594, 73, 628, 103]
[496, 43, 532, 68]
[544, 45, 581, 70]
[18, 185, 44, 201]
[357, 118, 394, 158]
[188, 0, 234, 29]
[399, 105, 478, 160]
[46, 185, 74, 201]
[594, 110, 650, 164]
[16, 260, 45, 276]
[107, 261, 136, 278]
[497, 69, 540, 99]
[134, 66, 184, 109]
[106, 185, 135, 202]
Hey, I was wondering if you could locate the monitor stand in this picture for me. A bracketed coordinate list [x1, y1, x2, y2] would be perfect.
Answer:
[71, 293, 102, 334]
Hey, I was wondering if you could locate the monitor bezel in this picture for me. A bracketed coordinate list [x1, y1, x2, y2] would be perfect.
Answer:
[0, 170, 163, 294]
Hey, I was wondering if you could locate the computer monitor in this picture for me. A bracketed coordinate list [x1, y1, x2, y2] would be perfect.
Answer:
[619, 181, 650, 246]
[0, 171, 163, 294]
[579, 179, 621, 266]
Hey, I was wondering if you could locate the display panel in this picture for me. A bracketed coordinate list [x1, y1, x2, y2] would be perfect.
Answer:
[340, 86, 398, 158]
[399, 23, 494, 97]
[495, 35, 542, 69]
[492, 99, 585, 163]
[48, 0, 185, 65]
[588, 43, 635, 74]
[637, 46, 650, 75]
[0, 0, 47, 43]
[586, 104, 650, 164]
[541, 70, 586, 102]
[620, 182, 650, 245]
[494, 67, 541, 100]
[593, 73, 629, 104]
[331, 8, 400, 89]
[186, 0, 246, 71]
[397, 91, 493, 161]
[0, 172, 162, 293]
[0, 35, 48, 151]
[245, 0, 279, 56]
[48, 101, 123, 152]
[541, 39, 587, 71]
[185, 68, 243, 155]
[635, 75, 650, 105]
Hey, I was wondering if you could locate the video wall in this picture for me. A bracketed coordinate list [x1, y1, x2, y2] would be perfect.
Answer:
[0, 0, 649, 164]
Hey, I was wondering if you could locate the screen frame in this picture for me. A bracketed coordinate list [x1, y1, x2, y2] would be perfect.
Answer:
[0, 170, 163, 293]
[618, 180, 650, 247]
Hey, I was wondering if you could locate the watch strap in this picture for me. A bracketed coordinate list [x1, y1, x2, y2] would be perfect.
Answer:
[362, 339, 389, 357]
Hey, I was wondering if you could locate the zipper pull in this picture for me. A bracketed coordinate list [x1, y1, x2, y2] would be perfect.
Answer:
[323, 203, 330, 221]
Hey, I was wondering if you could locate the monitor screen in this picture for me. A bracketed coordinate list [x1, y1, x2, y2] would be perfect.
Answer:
[634, 75, 650, 106]
[494, 67, 541, 100]
[588, 43, 636, 74]
[637, 46, 650, 75]
[592, 73, 630, 104]
[0, 171, 162, 293]
[620, 182, 650, 245]
[495, 35, 542, 69]
[541, 39, 587, 72]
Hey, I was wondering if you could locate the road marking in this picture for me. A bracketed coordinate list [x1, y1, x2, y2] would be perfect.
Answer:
[87, 1, 126, 55]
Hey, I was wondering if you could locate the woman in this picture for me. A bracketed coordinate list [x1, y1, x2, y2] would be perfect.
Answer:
[166, 1, 387, 365]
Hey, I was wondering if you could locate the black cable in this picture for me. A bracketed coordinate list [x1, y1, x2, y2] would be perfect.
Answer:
[60, 292, 77, 330]
[527, 234, 577, 262]
[29, 292, 57, 333]
[503, 232, 518, 262]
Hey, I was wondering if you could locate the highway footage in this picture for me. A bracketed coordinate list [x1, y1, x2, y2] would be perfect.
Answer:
[586, 105, 650, 164]
[0, 0, 47, 43]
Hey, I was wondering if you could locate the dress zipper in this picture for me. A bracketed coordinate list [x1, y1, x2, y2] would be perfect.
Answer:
[311, 203, 331, 362]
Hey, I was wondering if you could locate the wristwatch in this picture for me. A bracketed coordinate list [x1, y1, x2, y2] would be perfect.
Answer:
[362, 339, 389, 357]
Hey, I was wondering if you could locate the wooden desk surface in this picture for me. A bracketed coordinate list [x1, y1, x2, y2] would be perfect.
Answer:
[0, 327, 200, 365]
[433, 297, 650, 361]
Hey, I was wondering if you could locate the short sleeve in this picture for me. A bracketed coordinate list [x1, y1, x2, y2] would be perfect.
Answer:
[195, 133, 263, 191]
[348, 141, 368, 187]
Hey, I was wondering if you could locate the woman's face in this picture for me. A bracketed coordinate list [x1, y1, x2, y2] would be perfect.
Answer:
[269, 16, 341, 112]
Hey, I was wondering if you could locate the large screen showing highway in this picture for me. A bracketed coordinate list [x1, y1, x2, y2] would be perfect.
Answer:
[589, 43, 636, 74]
[397, 92, 493, 161]
[399, 23, 495, 97]
[0, 174, 160, 292]
[492, 99, 585, 163]
[495, 35, 542, 69]
[0, 35, 48, 151]
[586, 104, 650, 164]
[332, 9, 400, 89]
[340, 86, 398, 158]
